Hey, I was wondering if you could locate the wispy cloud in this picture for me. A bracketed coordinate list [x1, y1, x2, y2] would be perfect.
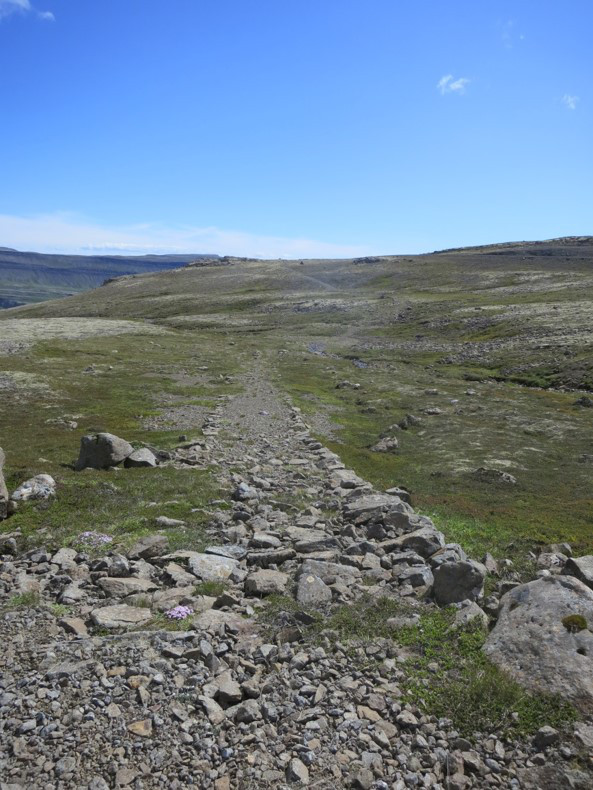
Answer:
[500, 19, 525, 49]
[0, 212, 367, 259]
[0, 0, 54, 21]
[562, 94, 580, 111]
[437, 74, 470, 95]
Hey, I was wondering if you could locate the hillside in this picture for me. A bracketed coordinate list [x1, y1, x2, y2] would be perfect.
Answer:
[1, 237, 593, 788]
[0, 247, 216, 307]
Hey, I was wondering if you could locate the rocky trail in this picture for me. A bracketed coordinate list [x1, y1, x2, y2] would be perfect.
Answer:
[1, 359, 593, 789]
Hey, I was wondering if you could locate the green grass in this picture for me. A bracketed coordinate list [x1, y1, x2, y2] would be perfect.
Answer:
[0, 330, 234, 553]
[7, 591, 40, 608]
[193, 580, 228, 597]
[276, 348, 593, 565]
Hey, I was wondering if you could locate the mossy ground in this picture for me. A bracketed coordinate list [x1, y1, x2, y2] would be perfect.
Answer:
[0, 328, 239, 552]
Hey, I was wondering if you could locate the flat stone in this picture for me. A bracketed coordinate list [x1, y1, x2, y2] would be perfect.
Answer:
[127, 534, 169, 560]
[188, 552, 239, 582]
[90, 604, 153, 629]
[127, 719, 152, 737]
[245, 569, 289, 596]
[58, 616, 88, 637]
[97, 577, 158, 597]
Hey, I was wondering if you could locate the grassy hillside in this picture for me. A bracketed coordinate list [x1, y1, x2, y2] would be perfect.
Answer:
[1, 238, 592, 568]
[0, 247, 216, 306]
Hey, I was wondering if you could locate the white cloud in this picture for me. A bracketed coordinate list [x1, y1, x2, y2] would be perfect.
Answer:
[0, 212, 368, 259]
[0, 0, 54, 21]
[562, 94, 580, 110]
[437, 74, 470, 95]
[0, 0, 30, 18]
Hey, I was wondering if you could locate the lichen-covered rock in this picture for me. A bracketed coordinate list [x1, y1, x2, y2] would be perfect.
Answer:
[296, 573, 332, 605]
[484, 575, 593, 712]
[75, 432, 134, 471]
[11, 474, 56, 502]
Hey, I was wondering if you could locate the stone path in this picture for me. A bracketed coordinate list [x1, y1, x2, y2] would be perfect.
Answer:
[0, 359, 591, 789]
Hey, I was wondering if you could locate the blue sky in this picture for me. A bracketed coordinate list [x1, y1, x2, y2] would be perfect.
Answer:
[0, 0, 591, 257]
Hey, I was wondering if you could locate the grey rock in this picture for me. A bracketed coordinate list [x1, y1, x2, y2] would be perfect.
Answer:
[562, 556, 593, 590]
[297, 559, 360, 585]
[90, 604, 153, 629]
[484, 575, 593, 711]
[124, 447, 158, 468]
[472, 467, 517, 485]
[11, 474, 56, 502]
[155, 515, 186, 528]
[453, 601, 488, 630]
[128, 534, 169, 559]
[188, 552, 239, 582]
[534, 726, 560, 749]
[388, 527, 446, 559]
[343, 493, 411, 523]
[296, 573, 332, 605]
[75, 432, 134, 470]
[371, 436, 399, 453]
[245, 568, 289, 596]
[286, 757, 309, 784]
[97, 576, 158, 597]
[433, 559, 486, 605]
[394, 564, 434, 589]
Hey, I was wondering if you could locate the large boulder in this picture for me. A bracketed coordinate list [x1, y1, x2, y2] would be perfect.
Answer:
[75, 432, 134, 471]
[0, 447, 8, 520]
[484, 575, 593, 711]
[433, 559, 486, 605]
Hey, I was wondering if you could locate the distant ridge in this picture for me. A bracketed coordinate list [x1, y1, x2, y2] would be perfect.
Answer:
[433, 236, 593, 254]
[0, 248, 218, 307]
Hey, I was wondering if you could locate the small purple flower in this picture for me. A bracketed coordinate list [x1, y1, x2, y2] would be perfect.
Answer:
[77, 530, 113, 548]
[165, 605, 194, 620]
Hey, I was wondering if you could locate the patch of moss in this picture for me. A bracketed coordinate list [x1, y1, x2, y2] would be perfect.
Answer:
[562, 614, 588, 633]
